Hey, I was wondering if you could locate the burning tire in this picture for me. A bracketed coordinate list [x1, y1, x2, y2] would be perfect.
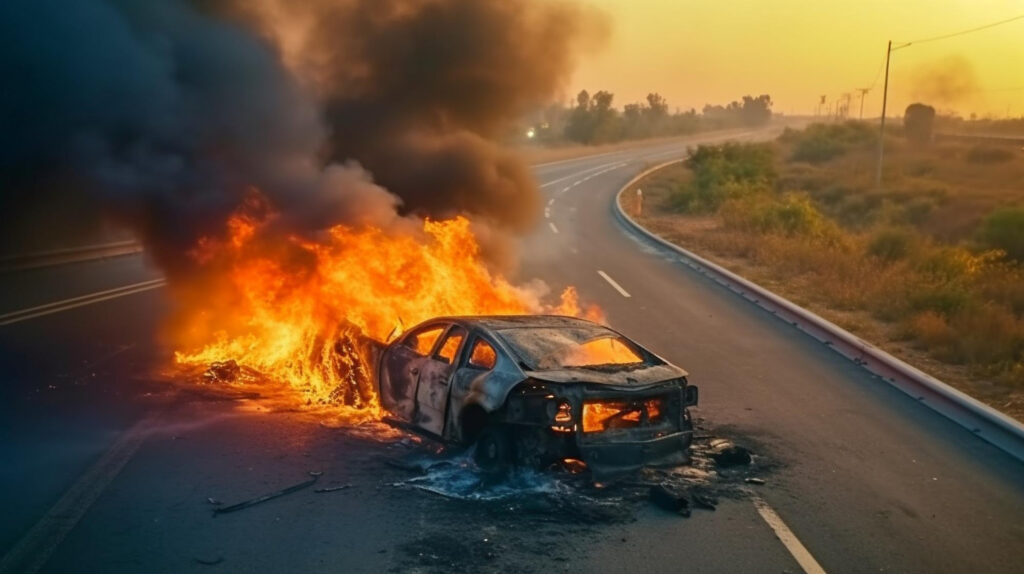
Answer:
[473, 425, 513, 473]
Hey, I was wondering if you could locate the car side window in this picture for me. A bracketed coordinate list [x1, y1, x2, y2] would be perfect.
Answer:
[466, 338, 497, 370]
[434, 327, 467, 365]
[403, 325, 445, 356]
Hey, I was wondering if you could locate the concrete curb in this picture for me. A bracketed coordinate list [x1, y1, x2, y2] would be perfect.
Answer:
[614, 159, 1024, 463]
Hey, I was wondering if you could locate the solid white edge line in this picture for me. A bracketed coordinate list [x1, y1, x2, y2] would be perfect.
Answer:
[596, 270, 631, 298]
[548, 222, 559, 234]
[752, 498, 827, 574]
[0, 281, 167, 326]
[0, 278, 166, 320]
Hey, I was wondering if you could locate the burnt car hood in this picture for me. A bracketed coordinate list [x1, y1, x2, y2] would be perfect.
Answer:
[523, 363, 687, 388]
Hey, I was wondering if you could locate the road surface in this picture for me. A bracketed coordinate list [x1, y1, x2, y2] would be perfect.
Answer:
[2, 129, 1023, 573]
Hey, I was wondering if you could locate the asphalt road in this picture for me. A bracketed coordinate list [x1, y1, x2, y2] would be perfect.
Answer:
[2, 128, 1023, 573]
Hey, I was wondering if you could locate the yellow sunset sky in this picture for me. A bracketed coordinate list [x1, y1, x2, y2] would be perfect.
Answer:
[569, 0, 1024, 118]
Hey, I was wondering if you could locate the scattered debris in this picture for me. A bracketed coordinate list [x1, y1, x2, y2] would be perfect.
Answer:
[708, 439, 752, 467]
[314, 484, 352, 493]
[386, 426, 768, 525]
[204, 360, 240, 383]
[691, 493, 718, 511]
[213, 471, 321, 515]
[648, 484, 691, 517]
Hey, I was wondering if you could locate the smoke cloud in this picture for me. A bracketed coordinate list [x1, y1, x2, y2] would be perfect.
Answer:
[0, 0, 605, 271]
[909, 55, 980, 106]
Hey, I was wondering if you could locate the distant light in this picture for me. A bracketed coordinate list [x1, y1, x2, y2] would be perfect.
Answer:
[526, 128, 536, 139]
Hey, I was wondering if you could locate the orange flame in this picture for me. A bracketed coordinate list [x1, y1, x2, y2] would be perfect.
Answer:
[173, 198, 599, 416]
[582, 399, 663, 433]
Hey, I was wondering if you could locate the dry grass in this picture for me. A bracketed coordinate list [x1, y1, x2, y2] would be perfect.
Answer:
[623, 126, 1024, 420]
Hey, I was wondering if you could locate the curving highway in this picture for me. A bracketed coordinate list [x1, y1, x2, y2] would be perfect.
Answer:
[2, 129, 1023, 573]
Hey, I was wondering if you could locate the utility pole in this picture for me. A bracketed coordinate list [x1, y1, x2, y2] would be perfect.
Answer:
[875, 40, 892, 188]
[857, 88, 871, 119]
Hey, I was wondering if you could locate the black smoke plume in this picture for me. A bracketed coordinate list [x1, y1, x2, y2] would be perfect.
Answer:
[0, 0, 605, 271]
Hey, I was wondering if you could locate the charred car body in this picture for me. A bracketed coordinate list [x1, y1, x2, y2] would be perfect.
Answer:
[377, 316, 698, 476]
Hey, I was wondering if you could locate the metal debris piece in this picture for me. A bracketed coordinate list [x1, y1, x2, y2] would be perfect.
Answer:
[691, 493, 718, 510]
[744, 477, 766, 485]
[204, 360, 240, 383]
[206, 497, 222, 506]
[213, 471, 321, 515]
[314, 484, 352, 493]
[709, 439, 752, 467]
[648, 484, 691, 517]
[193, 556, 224, 566]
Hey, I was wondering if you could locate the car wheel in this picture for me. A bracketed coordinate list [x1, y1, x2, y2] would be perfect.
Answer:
[473, 425, 512, 473]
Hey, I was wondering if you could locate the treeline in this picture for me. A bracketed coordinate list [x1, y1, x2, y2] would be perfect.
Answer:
[934, 115, 1024, 136]
[528, 92, 774, 145]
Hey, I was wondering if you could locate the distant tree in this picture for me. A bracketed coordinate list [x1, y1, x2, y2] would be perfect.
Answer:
[741, 95, 773, 126]
[645, 93, 669, 120]
[565, 90, 594, 143]
[904, 103, 936, 146]
[589, 91, 620, 143]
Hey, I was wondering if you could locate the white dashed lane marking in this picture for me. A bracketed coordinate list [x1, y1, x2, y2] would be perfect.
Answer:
[752, 498, 827, 574]
[548, 222, 559, 234]
[596, 270, 631, 298]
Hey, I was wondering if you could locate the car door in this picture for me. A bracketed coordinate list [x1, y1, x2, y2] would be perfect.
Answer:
[414, 325, 467, 436]
[380, 323, 446, 421]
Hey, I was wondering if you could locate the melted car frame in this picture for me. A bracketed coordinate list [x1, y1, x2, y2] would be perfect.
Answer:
[376, 315, 698, 477]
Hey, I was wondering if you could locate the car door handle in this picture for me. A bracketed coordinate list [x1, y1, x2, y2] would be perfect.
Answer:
[410, 368, 419, 376]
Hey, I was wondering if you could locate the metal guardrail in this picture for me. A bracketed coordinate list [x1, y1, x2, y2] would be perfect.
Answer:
[0, 240, 143, 273]
[614, 160, 1024, 463]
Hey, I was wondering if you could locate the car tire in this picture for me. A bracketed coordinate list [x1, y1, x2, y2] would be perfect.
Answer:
[473, 425, 512, 474]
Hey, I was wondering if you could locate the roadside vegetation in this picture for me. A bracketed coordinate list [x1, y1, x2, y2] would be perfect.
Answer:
[520, 92, 774, 146]
[625, 121, 1024, 419]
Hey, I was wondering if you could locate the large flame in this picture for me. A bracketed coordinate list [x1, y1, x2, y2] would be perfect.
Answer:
[173, 195, 598, 415]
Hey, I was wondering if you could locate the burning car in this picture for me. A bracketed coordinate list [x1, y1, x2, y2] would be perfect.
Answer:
[377, 315, 698, 476]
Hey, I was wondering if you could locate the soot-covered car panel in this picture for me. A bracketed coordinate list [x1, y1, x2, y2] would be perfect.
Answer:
[377, 315, 698, 476]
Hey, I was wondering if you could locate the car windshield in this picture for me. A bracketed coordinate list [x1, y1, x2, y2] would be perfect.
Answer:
[497, 326, 650, 371]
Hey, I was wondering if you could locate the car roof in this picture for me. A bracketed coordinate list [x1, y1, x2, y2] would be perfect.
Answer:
[426, 314, 604, 333]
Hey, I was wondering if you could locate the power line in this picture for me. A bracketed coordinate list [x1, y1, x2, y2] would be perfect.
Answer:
[875, 13, 1023, 187]
[893, 13, 1024, 50]
[867, 50, 888, 90]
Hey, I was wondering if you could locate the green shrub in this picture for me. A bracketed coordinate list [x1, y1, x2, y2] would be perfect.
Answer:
[966, 144, 1015, 164]
[895, 197, 936, 225]
[868, 228, 918, 262]
[687, 142, 775, 189]
[788, 121, 877, 164]
[673, 142, 775, 212]
[907, 283, 972, 316]
[721, 194, 830, 237]
[977, 207, 1024, 260]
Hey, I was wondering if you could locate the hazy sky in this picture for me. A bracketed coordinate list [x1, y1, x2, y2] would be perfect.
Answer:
[569, 0, 1024, 118]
